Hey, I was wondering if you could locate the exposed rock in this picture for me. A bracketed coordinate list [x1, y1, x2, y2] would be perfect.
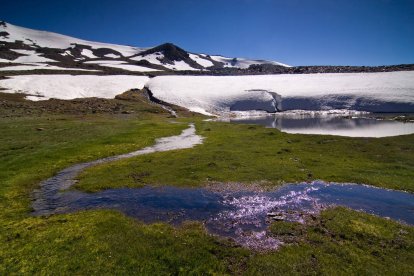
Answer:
[0, 31, 9, 37]
[267, 212, 286, 221]
[134, 43, 203, 69]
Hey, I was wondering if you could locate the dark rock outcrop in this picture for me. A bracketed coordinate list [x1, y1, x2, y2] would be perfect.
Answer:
[0, 31, 9, 37]
[135, 43, 203, 69]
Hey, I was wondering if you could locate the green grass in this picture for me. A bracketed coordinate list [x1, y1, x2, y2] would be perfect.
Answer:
[3, 205, 413, 274]
[1, 109, 414, 274]
[2, 210, 249, 274]
[77, 120, 414, 192]
[249, 207, 414, 275]
[0, 114, 187, 218]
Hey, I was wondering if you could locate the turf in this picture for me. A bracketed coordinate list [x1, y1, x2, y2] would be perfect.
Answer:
[1, 94, 413, 274]
[249, 207, 414, 275]
[0, 114, 187, 218]
[77, 120, 414, 192]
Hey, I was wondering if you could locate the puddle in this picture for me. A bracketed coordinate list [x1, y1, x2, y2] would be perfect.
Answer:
[222, 112, 414, 137]
[32, 123, 414, 250]
[33, 181, 414, 250]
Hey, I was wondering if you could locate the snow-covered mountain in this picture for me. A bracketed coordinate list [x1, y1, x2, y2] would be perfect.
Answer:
[1, 21, 413, 114]
[0, 21, 289, 73]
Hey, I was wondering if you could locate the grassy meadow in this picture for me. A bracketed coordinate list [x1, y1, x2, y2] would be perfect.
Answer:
[1, 92, 413, 274]
[77, 119, 414, 193]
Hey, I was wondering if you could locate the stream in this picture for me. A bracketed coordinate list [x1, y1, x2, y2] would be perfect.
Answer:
[32, 123, 414, 250]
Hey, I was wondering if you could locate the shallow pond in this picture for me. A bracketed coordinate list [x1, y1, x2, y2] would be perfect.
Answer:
[32, 123, 414, 250]
[33, 181, 414, 250]
[224, 113, 414, 137]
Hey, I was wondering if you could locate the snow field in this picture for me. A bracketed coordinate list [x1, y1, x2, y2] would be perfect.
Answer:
[0, 75, 149, 101]
[1, 71, 413, 114]
[147, 72, 414, 114]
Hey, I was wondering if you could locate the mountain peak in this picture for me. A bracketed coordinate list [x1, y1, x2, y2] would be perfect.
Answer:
[158, 42, 178, 49]
[135, 42, 207, 69]
[140, 42, 189, 61]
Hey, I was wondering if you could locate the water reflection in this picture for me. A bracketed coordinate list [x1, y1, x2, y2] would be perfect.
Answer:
[227, 114, 414, 137]
[33, 182, 414, 250]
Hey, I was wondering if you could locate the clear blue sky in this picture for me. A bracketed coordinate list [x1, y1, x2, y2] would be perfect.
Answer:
[2, 0, 413, 66]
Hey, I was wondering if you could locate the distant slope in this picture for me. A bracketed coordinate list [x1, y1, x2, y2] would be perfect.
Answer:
[0, 21, 146, 56]
[0, 21, 289, 74]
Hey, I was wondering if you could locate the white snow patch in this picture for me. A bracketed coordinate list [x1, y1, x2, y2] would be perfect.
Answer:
[130, 52, 164, 65]
[81, 49, 97, 59]
[98, 63, 161, 72]
[147, 72, 414, 115]
[210, 55, 290, 68]
[189, 53, 213, 67]
[0, 75, 149, 100]
[1, 22, 146, 56]
[131, 53, 199, 70]
[84, 60, 160, 71]
[84, 60, 126, 65]
[10, 49, 56, 63]
[10, 49, 35, 54]
[0, 63, 99, 71]
[61, 50, 73, 57]
[164, 60, 199, 71]
[187, 107, 214, 116]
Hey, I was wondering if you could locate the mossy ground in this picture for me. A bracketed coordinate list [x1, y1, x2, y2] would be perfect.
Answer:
[1, 93, 413, 274]
[77, 120, 414, 193]
[252, 207, 414, 275]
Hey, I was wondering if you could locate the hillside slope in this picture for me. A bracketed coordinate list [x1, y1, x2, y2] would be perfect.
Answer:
[0, 21, 288, 74]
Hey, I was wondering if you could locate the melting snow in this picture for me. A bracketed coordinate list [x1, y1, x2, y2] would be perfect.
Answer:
[131, 53, 199, 71]
[0, 64, 99, 72]
[210, 55, 290, 68]
[0, 75, 149, 100]
[130, 52, 164, 65]
[81, 49, 97, 59]
[9, 49, 56, 63]
[84, 60, 160, 72]
[148, 72, 414, 114]
[189, 53, 214, 67]
[99, 63, 161, 72]
[165, 60, 199, 71]
[84, 60, 126, 65]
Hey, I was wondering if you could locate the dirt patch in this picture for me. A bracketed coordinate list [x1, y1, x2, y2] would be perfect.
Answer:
[205, 181, 273, 193]
[0, 86, 201, 118]
[0, 89, 168, 117]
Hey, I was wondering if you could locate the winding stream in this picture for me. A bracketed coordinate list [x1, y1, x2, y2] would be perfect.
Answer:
[32, 123, 414, 250]
[32, 124, 203, 215]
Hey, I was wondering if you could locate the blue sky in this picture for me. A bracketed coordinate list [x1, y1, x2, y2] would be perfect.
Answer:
[2, 0, 413, 66]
